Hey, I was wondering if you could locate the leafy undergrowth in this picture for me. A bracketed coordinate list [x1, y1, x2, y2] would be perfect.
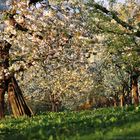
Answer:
[0, 107, 140, 140]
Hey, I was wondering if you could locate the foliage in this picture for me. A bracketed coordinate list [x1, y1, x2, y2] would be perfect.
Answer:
[0, 0, 98, 110]
[86, 0, 140, 98]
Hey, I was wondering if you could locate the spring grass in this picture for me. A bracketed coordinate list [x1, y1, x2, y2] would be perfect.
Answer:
[0, 107, 140, 140]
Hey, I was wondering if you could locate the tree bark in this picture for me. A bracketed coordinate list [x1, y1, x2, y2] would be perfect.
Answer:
[131, 74, 139, 106]
[50, 94, 61, 112]
[0, 88, 5, 118]
[120, 94, 125, 108]
[113, 93, 119, 107]
[0, 40, 33, 119]
[0, 40, 11, 118]
[8, 77, 32, 117]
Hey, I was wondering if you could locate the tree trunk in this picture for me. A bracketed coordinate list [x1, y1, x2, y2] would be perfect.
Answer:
[8, 77, 32, 117]
[0, 40, 11, 118]
[131, 74, 139, 106]
[0, 40, 33, 119]
[120, 94, 125, 108]
[0, 88, 5, 118]
[113, 93, 119, 107]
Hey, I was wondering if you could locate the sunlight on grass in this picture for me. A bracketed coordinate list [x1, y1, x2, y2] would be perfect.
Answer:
[0, 107, 140, 140]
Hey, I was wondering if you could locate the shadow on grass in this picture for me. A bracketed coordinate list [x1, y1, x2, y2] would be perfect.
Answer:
[1, 109, 140, 140]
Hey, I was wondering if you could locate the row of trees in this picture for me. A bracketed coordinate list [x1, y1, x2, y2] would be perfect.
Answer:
[0, 0, 140, 118]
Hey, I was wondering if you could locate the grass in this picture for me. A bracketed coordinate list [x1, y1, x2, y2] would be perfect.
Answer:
[0, 107, 140, 140]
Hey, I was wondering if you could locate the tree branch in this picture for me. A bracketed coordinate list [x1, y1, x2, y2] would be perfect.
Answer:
[96, 24, 132, 36]
[89, 2, 140, 37]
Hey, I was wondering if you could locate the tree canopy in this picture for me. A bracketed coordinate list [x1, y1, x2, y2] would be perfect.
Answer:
[0, 0, 140, 113]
